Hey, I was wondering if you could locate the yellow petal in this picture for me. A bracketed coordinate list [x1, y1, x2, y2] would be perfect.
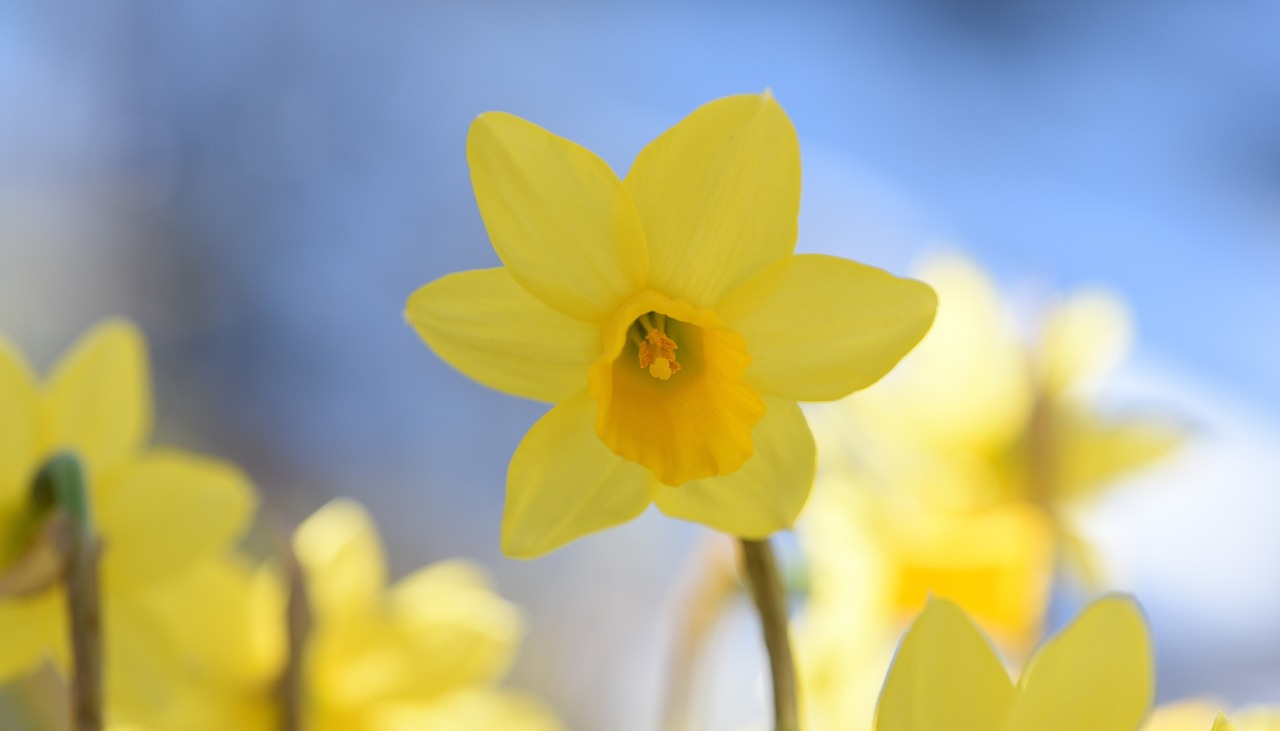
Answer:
[406, 267, 601, 402]
[1211, 712, 1237, 731]
[1231, 707, 1280, 730]
[468, 112, 648, 322]
[1054, 406, 1183, 500]
[625, 92, 800, 308]
[294, 498, 387, 618]
[368, 689, 564, 731]
[589, 290, 765, 486]
[653, 397, 813, 538]
[98, 450, 255, 589]
[387, 560, 522, 695]
[1004, 596, 1153, 731]
[720, 254, 937, 402]
[503, 392, 656, 558]
[0, 591, 64, 681]
[0, 335, 39, 509]
[1041, 289, 1132, 394]
[44, 320, 152, 482]
[875, 597, 1015, 731]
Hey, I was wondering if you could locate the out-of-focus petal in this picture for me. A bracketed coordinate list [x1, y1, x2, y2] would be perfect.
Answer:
[719, 254, 936, 402]
[44, 320, 152, 482]
[98, 450, 255, 590]
[0, 335, 39, 511]
[0, 591, 64, 682]
[625, 92, 799, 308]
[468, 112, 647, 322]
[368, 689, 564, 731]
[387, 560, 522, 695]
[406, 267, 601, 403]
[1004, 596, 1153, 731]
[876, 597, 1015, 731]
[294, 498, 387, 619]
[1041, 289, 1132, 395]
[502, 392, 655, 558]
[653, 397, 813, 538]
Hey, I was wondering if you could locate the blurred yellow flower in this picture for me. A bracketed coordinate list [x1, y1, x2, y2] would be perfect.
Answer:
[810, 253, 1182, 581]
[292, 499, 561, 731]
[875, 595, 1154, 731]
[106, 499, 562, 731]
[0, 321, 255, 687]
[406, 92, 936, 557]
[797, 481, 1054, 731]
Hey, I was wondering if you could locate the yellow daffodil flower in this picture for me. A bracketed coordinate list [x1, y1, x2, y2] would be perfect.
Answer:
[876, 595, 1154, 731]
[810, 253, 1181, 582]
[293, 499, 562, 731]
[406, 92, 936, 557]
[0, 321, 255, 685]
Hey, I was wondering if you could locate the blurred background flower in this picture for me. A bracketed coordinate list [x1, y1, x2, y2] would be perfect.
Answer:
[2, 1, 1280, 729]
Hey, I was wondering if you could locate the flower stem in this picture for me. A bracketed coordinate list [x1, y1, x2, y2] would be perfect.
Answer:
[34, 454, 101, 731]
[739, 537, 799, 731]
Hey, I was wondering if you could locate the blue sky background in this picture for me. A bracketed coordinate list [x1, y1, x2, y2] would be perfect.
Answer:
[2, 1, 1280, 728]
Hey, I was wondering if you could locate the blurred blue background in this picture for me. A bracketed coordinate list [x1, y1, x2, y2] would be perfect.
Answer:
[2, 1, 1280, 728]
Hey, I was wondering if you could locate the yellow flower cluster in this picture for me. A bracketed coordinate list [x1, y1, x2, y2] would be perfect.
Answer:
[0, 323, 559, 730]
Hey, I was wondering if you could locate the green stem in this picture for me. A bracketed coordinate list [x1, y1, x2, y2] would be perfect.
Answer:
[739, 538, 799, 731]
[33, 454, 101, 731]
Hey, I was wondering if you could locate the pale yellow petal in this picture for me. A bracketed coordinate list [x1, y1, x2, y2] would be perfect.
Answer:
[468, 112, 647, 322]
[294, 498, 387, 618]
[0, 591, 64, 682]
[98, 450, 255, 589]
[0, 335, 39, 509]
[875, 597, 1015, 731]
[1231, 707, 1280, 731]
[653, 397, 813, 538]
[625, 92, 800, 308]
[1143, 701, 1223, 731]
[368, 689, 564, 731]
[863, 253, 1032, 456]
[503, 392, 656, 558]
[388, 560, 522, 695]
[720, 254, 937, 402]
[44, 320, 152, 481]
[1042, 289, 1132, 394]
[1004, 596, 1153, 731]
[406, 267, 601, 402]
[1211, 712, 1237, 731]
[1054, 407, 1183, 500]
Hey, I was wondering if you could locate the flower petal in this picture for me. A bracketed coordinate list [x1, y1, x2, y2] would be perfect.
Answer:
[468, 112, 648, 322]
[0, 337, 40, 568]
[624, 92, 800, 308]
[45, 320, 152, 482]
[652, 397, 813, 538]
[1004, 596, 1153, 731]
[406, 267, 601, 402]
[294, 498, 387, 619]
[1210, 712, 1236, 731]
[875, 598, 1015, 731]
[0, 591, 64, 682]
[503, 392, 655, 558]
[720, 254, 937, 402]
[98, 450, 255, 590]
[1041, 289, 1132, 395]
[387, 560, 522, 695]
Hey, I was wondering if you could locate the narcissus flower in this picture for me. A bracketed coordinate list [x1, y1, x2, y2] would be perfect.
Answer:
[406, 93, 936, 557]
[0, 321, 254, 685]
[291, 499, 562, 731]
[810, 253, 1182, 582]
[876, 595, 1154, 731]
